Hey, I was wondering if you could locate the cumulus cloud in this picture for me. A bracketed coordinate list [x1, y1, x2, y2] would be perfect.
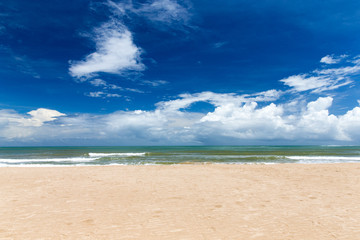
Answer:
[0, 108, 65, 140]
[25, 108, 65, 126]
[280, 55, 359, 93]
[338, 106, 360, 141]
[198, 102, 291, 141]
[296, 97, 342, 140]
[69, 22, 144, 78]
[2, 108, 65, 128]
[1, 93, 360, 145]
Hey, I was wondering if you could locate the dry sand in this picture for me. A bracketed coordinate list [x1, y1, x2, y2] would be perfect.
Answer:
[1, 164, 360, 240]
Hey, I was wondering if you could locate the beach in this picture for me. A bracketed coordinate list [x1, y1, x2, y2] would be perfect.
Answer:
[1, 164, 360, 239]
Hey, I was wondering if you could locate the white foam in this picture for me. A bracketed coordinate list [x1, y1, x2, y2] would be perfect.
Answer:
[287, 156, 360, 162]
[88, 152, 147, 157]
[0, 157, 98, 163]
[0, 164, 77, 168]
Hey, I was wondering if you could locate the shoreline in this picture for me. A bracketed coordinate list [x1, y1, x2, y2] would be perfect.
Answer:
[2, 161, 360, 168]
[1, 163, 360, 239]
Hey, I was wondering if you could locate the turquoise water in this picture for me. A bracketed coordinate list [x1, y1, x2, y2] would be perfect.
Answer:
[0, 146, 360, 166]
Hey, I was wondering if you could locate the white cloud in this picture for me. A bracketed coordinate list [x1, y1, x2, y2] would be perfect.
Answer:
[314, 64, 360, 76]
[86, 91, 122, 98]
[69, 0, 192, 92]
[280, 55, 358, 93]
[89, 78, 124, 90]
[4, 108, 65, 127]
[338, 106, 360, 141]
[198, 102, 291, 140]
[108, 0, 191, 27]
[280, 75, 333, 92]
[2, 92, 360, 145]
[194, 95, 359, 143]
[136, 0, 191, 25]
[320, 54, 347, 64]
[90, 78, 108, 87]
[142, 80, 168, 87]
[87, 78, 143, 96]
[320, 55, 336, 64]
[156, 92, 242, 112]
[0, 108, 65, 140]
[25, 108, 65, 126]
[296, 97, 343, 140]
[243, 89, 283, 102]
[124, 88, 144, 93]
[156, 90, 282, 113]
[69, 22, 144, 78]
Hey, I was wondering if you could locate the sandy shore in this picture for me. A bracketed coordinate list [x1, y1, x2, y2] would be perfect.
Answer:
[1, 164, 360, 240]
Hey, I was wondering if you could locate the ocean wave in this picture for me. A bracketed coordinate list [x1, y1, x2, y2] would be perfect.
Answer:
[88, 152, 147, 157]
[0, 157, 98, 163]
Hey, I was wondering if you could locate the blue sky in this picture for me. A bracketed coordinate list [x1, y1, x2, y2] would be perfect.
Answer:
[1, 0, 360, 145]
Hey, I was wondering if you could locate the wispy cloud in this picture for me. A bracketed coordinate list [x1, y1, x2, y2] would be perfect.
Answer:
[280, 55, 358, 93]
[90, 78, 123, 90]
[141, 79, 168, 87]
[89, 78, 108, 87]
[107, 0, 191, 28]
[12, 55, 41, 79]
[88, 78, 144, 95]
[86, 91, 122, 98]
[320, 54, 348, 64]
[135, 0, 191, 26]
[213, 41, 228, 49]
[0, 47, 41, 78]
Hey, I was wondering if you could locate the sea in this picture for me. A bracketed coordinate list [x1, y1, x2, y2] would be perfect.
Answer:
[0, 146, 360, 167]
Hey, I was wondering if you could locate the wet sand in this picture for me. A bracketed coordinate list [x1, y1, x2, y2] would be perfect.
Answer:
[1, 164, 360, 239]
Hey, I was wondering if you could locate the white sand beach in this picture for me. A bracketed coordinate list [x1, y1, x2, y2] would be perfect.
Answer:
[1, 164, 360, 239]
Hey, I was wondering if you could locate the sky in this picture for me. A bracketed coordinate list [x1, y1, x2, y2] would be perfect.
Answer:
[1, 0, 360, 146]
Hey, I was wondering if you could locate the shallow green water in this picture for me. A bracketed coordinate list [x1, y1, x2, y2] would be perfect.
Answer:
[0, 146, 360, 166]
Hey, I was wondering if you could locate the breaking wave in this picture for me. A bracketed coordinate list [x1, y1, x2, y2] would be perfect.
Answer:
[88, 152, 147, 157]
[0, 157, 98, 164]
[286, 156, 360, 163]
